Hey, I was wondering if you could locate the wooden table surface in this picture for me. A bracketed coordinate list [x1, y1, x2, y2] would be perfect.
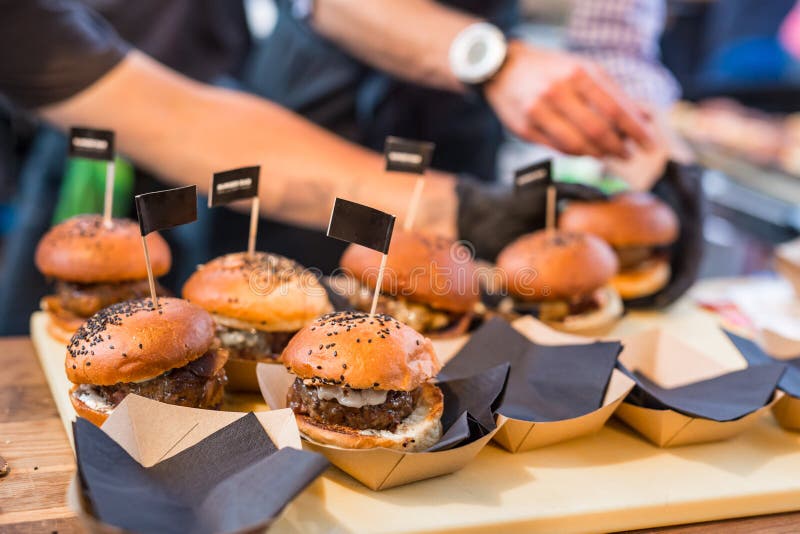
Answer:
[2, 336, 800, 534]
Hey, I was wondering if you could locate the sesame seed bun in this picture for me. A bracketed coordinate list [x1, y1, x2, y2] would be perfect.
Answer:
[497, 230, 619, 301]
[611, 258, 672, 299]
[559, 192, 679, 247]
[296, 382, 443, 452]
[281, 311, 441, 391]
[340, 230, 480, 313]
[35, 215, 171, 283]
[183, 252, 332, 332]
[65, 297, 216, 386]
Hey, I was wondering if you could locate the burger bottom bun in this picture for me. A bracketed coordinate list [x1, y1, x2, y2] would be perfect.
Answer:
[547, 285, 624, 336]
[224, 357, 280, 393]
[612, 259, 671, 300]
[69, 386, 110, 427]
[296, 382, 444, 452]
[46, 313, 81, 344]
[41, 296, 86, 343]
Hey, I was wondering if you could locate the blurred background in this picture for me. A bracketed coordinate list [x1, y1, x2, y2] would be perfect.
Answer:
[512, 0, 800, 280]
[1, 0, 799, 333]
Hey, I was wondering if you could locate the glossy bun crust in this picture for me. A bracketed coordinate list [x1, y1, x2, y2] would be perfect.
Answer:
[281, 311, 441, 391]
[183, 252, 332, 332]
[296, 382, 444, 452]
[497, 230, 619, 301]
[35, 215, 171, 283]
[559, 192, 679, 247]
[340, 230, 479, 313]
[65, 297, 215, 385]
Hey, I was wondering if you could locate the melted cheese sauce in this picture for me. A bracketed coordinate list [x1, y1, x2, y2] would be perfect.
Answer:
[314, 384, 388, 408]
[75, 385, 114, 413]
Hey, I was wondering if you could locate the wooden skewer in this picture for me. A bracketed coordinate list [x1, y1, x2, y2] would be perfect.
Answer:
[141, 235, 159, 309]
[247, 196, 259, 257]
[404, 177, 425, 232]
[546, 185, 556, 231]
[369, 253, 389, 316]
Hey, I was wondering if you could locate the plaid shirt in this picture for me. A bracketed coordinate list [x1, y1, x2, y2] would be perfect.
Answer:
[566, 0, 681, 108]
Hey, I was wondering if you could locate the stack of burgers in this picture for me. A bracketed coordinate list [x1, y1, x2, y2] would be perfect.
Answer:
[495, 191, 679, 333]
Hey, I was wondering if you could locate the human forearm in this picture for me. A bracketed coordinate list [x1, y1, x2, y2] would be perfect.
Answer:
[314, 0, 655, 160]
[41, 51, 457, 236]
[311, 0, 477, 91]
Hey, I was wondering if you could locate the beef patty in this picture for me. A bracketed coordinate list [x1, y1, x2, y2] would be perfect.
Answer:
[347, 287, 461, 333]
[514, 289, 604, 322]
[55, 279, 169, 318]
[287, 379, 419, 431]
[615, 246, 658, 270]
[72, 348, 228, 411]
[215, 325, 296, 361]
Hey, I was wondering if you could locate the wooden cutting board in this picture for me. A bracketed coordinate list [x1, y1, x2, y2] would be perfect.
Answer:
[29, 302, 800, 534]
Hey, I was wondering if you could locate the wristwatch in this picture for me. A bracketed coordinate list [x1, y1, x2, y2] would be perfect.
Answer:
[449, 22, 508, 89]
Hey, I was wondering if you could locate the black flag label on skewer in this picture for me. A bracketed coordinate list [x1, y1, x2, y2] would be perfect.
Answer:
[384, 136, 435, 174]
[514, 160, 553, 190]
[327, 198, 395, 254]
[208, 166, 260, 207]
[135, 185, 198, 236]
[69, 127, 115, 161]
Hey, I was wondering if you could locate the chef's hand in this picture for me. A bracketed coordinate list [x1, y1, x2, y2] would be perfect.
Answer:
[627, 161, 706, 309]
[606, 107, 696, 192]
[484, 41, 654, 159]
[455, 175, 606, 261]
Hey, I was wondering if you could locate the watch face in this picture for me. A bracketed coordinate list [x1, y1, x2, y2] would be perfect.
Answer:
[468, 41, 489, 65]
[450, 22, 508, 85]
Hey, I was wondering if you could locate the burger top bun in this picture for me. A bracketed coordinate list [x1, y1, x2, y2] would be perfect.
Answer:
[559, 192, 679, 247]
[65, 297, 215, 385]
[35, 215, 171, 283]
[340, 230, 480, 313]
[282, 311, 441, 391]
[497, 230, 618, 301]
[182, 252, 332, 332]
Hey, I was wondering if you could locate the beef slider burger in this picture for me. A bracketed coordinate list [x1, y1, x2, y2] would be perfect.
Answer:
[339, 230, 479, 337]
[35, 215, 171, 342]
[283, 311, 443, 451]
[66, 297, 228, 426]
[183, 252, 332, 362]
[496, 230, 623, 333]
[559, 192, 679, 300]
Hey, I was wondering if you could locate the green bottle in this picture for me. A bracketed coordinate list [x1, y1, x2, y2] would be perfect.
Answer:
[52, 156, 135, 224]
